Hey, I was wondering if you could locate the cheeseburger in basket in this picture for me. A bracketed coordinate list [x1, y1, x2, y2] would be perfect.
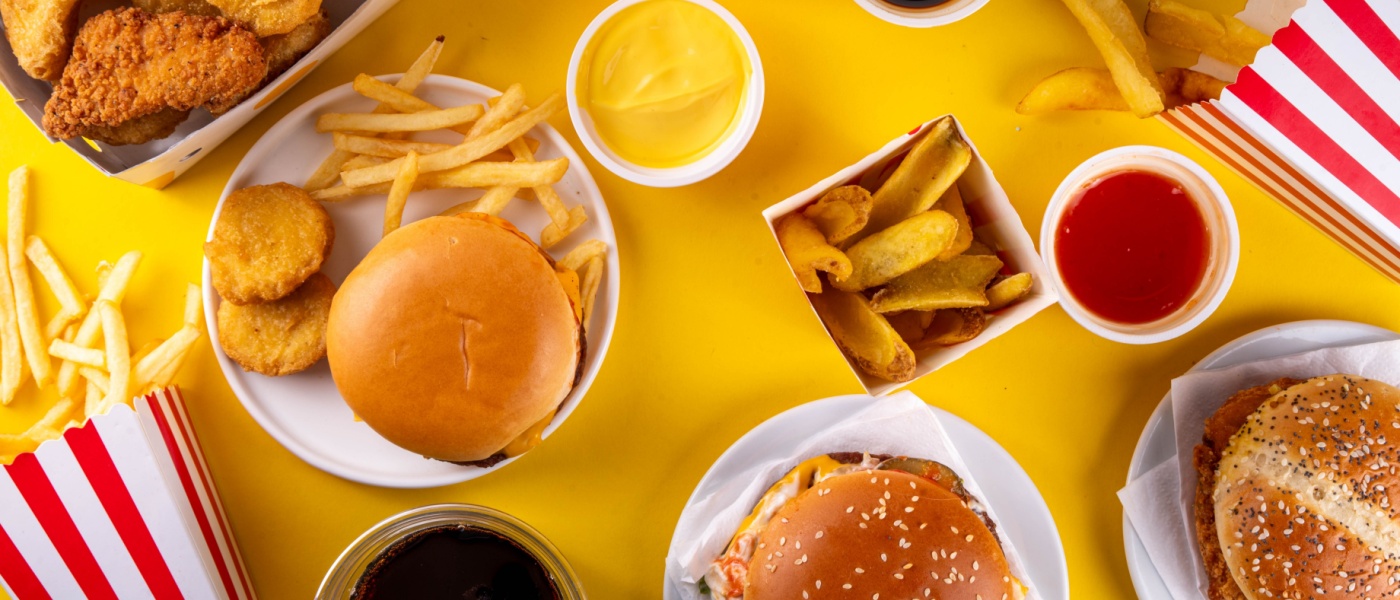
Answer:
[703, 452, 1026, 600]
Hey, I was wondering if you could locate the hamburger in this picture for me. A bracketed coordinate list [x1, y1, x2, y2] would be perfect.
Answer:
[703, 452, 1025, 600]
[1194, 374, 1400, 599]
[326, 213, 584, 465]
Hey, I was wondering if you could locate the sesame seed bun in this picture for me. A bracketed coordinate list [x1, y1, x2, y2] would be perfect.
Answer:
[326, 213, 581, 463]
[1212, 375, 1400, 599]
[744, 469, 1017, 600]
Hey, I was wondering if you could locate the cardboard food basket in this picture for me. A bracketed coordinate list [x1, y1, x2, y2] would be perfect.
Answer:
[0, 0, 399, 189]
[1158, 0, 1400, 284]
[763, 116, 1058, 396]
[0, 388, 254, 599]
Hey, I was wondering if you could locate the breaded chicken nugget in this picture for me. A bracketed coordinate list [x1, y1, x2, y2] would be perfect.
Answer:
[205, 183, 333, 305]
[82, 107, 190, 146]
[207, 0, 320, 36]
[217, 272, 334, 376]
[260, 9, 329, 82]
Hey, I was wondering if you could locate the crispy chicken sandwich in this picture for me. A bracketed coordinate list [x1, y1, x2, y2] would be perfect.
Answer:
[326, 213, 584, 466]
[1194, 374, 1400, 599]
[703, 452, 1025, 600]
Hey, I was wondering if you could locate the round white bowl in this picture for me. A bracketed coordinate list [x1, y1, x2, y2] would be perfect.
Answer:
[852, 0, 991, 27]
[1038, 145, 1239, 345]
[566, 0, 765, 188]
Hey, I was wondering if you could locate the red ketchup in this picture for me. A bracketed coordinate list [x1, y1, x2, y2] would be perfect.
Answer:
[1054, 170, 1208, 325]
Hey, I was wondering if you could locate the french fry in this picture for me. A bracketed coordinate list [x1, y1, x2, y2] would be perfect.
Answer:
[84, 379, 101, 419]
[810, 285, 916, 382]
[933, 186, 974, 260]
[8, 167, 51, 387]
[183, 282, 202, 326]
[1059, 0, 1164, 117]
[313, 159, 568, 202]
[855, 117, 971, 241]
[333, 133, 452, 158]
[96, 260, 111, 289]
[134, 326, 200, 391]
[776, 213, 852, 293]
[869, 254, 1004, 313]
[560, 239, 607, 272]
[316, 103, 485, 133]
[470, 187, 517, 217]
[1145, 0, 1269, 67]
[0, 244, 23, 405]
[384, 151, 419, 236]
[57, 251, 140, 398]
[1019, 67, 1228, 115]
[466, 84, 526, 141]
[79, 366, 109, 394]
[540, 205, 588, 249]
[916, 308, 988, 348]
[26, 236, 86, 338]
[398, 35, 445, 94]
[832, 210, 959, 292]
[1164, 67, 1227, 105]
[507, 137, 570, 226]
[342, 92, 564, 187]
[341, 155, 389, 171]
[49, 339, 104, 368]
[132, 339, 162, 365]
[352, 73, 442, 114]
[579, 255, 604, 327]
[986, 273, 1034, 311]
[97, 301, 130, 413]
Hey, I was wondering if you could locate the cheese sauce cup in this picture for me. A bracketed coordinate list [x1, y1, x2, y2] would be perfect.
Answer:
[567, 0, 764, 187]
[1039, 146, 1239, 345]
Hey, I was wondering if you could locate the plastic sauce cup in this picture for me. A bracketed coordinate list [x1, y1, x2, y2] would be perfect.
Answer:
[852, 0, 992, 28]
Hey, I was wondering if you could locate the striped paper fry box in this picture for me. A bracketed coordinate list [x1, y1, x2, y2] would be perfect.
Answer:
[0, 388, 254, 600]
[1159, 0, 1400, 284]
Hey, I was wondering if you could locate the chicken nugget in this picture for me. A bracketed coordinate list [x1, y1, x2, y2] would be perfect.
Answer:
[260, 9, 329, 81]
[205, 182, 334, 305]
[217, 272, 334, 376]
[207, 0, 320, 37]
[1, 0, 82, 80]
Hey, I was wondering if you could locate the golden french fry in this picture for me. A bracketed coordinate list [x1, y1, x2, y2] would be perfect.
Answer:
[183, 282, 201, 327]
[341, 154, 390, 171]
[384, 151, 419, 236]
[79, 366, 109, 394]
[84, 379, 101, 418]
[985, 273, 1034, 311]
[9, 168, 51, 388]
[134, 326, 200, 391]
[0, 244, 23, 405]
[57, 251, 140, 398]
[832, 210, 959, 292]
[507, 137, 569, 226]
[916, 308, 987, 348]
[810, 285, 916, 382]
[1018, 67, 1131, 115]
[313, 159, 568, 202]
[333, 133, 453, 158]
[540, 205, 588, 249]
[855, 118, 971, 241]
[96, 260, 111, 289]
[352, 73, 441, 114]
[399, 35, 445, 93]
[49, 339, 104, 368]
[304, 149, 356, 192]
[560, 239, 607, 272]
[803, 186, 872, 245]
[97, 301, 130, 413]
[869, 254, 1004, 313]
[132, 339, 162, 365]
[317, 103, 485, 133]
[466, 84, 526, 141]
[933, 186, 974, 260]
[342, 92, 564, 187]
[471, 187, 517, 217]
[776, 213, 852, 293]
[26, 236, 86, 338]
[1145, 0, 1269, 67]
[580, 255, 604, 327]
[1165, 67, 1227, 106]
[1059, 0, 1164, 117]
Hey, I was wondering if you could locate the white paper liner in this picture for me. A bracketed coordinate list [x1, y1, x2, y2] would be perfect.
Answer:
[664, 392, 1039, 600]
[1118, 339, 1400, 600]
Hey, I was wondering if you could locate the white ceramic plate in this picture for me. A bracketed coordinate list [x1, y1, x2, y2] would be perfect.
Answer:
[202, 75, 620, 489]
[662, 395, 1070, 600]
[1122, 320, 1400, 599]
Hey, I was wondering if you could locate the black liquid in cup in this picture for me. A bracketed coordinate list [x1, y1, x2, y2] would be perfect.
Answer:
[352, 525, 560, 600]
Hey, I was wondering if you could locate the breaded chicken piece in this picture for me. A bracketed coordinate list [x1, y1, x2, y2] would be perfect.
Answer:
[41, 8, 267, 140]
[0, 0, 82, 80]
[217, 272, 335, 376]
[82, 107, 191, 146]
[131, 0, 223, 17]
[207, 0, 320, 37]
[205, 183, 334, 305]
[1193, 377, 1305, 600]
[259, 9, 328, 82]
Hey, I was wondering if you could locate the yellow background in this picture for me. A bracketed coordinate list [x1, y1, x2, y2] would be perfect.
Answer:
[4, 0, 1400, 598]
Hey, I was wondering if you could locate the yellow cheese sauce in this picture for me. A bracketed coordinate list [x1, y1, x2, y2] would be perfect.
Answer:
[578, 0, 750, 168]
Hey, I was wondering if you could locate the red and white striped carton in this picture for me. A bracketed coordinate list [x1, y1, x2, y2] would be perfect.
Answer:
[1159, 0, 1400, 284]
[0, 387, 254, 600]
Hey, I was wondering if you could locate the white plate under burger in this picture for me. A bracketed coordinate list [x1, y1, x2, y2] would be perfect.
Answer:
[202, 75, 620, 489]
[1122, 319, 1400, 599]
[663, 395, 1070, 600]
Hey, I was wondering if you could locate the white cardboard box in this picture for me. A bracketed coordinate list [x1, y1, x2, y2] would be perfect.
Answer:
[762, 116, 1058, 396]
[0, 0, 399, 188]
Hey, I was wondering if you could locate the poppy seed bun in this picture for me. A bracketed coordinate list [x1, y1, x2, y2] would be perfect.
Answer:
[326, 214, 581, 463]
[745, 470, 1016, 600]
[1213, 375, 1400, 599]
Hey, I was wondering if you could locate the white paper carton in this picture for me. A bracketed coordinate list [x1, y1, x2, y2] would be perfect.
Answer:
[762, 117, 1058, 396]
[0, 388, 254, 599]
[0, 0, 399, 188]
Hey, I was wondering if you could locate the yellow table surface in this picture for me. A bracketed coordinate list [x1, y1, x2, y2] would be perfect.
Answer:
[4, 0, 1400, 598]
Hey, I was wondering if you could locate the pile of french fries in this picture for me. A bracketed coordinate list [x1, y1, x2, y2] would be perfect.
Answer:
[776, 118, 1033, 383]
[0, 167, 203, 463]
[303, 37, 591, 250]
[1018, 0, 1270, 117]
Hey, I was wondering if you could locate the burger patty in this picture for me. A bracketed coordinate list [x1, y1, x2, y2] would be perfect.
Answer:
[1192, 377, 1304, 600]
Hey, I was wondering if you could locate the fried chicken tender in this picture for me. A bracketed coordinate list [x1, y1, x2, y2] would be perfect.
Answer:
[217, 272, 335, 376]
[0, 0, 81, 80]
[205, 183, 334, 305]
[41, 8, 267, 140]
[82, 107, 191, 146]
[207, 0, 320, 37]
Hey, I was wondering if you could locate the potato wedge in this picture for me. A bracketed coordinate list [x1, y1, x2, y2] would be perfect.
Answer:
[932, 185, 974, 260]
[1018, 67, 1130, 115]
[1165, 67, 1227, 106]
[916, 308, 987, 348]
[870, 254, 1003, 313]
[832, 210, 958, 292]
[986, 272, 1034, 311]
[803, 185, 872, 245]
[776, 213, 851, 293]
[856, 117, 971, 240]
[810, 286, 916, 382]
[1145, 0, 1269, 67]
[1059, 0, 1164, 117]
[885, 310, 934, 344]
